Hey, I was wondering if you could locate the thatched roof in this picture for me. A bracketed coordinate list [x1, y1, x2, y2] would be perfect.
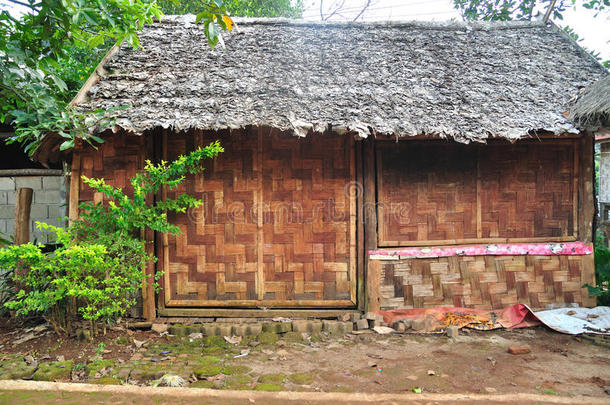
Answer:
[77, 16, 606, 141]
[571, 76, 610, 129]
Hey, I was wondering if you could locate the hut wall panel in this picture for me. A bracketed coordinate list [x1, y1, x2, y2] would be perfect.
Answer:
[261, 132, 355, 302]
[164, 129, 356, 307]
[165, 130, 259, 303]
[376, 142, 478, 244]
[479, 143, 575, 239]
[377, 255, 589, 310]
[77, 134, 149, 208]
[376, 140, 577, 246]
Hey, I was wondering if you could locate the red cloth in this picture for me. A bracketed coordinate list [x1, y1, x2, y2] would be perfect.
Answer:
[377, 304, 541, 333]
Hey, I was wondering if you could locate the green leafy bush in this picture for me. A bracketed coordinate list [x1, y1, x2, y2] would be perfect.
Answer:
[1, 224, 149, 334]
[584, 232, 610, 306]
[1, 142, 223, 336]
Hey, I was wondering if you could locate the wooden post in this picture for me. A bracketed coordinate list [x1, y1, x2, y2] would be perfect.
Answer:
[580, 132, 596, 307]
[14, 187, 33, 291]
[14, 188, 33, 246]
[142, 132, 158, 321]
[363, 136, 380, 312]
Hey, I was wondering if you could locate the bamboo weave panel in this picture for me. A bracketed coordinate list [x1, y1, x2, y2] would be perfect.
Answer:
[166, 131, 259, 303]
[377, 141, 576, 245]
[377, 142, 478, 244]
[165, 130, 356, 306]
[378, 255, 590, 310]
[78, 134, 149, 206]
[479, 143, 575, 238]
[261, 133, 354, 301]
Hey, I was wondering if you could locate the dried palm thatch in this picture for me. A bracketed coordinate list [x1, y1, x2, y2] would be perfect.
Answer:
[75, 16, 606, 142]
[570, 75, 610, 129]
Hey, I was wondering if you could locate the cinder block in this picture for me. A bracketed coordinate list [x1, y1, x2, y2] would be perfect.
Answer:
[15, 177, 42, 190]
[29, 204, 48, 219]
[0, 178, 15, 191]
[291, 320, 322, 334]
[323, 320, 353, 335]
[355, 318, 369, 330]
[232, 323, 263, 336]
[48, 205, 67, 220]
[5, 221, 14, 236]
[447, 325, 459, 338]
[202, 323, 232, 336]
[0, 191, 7, 205]
[349, 313, 362, 322]
[34, 190, 62, 204]
[262, 322, 292, 333]
[0, 206, 14, 219]
[7, 191, 15, 204]
[0, 220, 7, 234]
[411, 319, 425, 331]
[42, 176, 64, 190]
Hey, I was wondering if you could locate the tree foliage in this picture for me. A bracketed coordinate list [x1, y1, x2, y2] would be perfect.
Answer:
[453, 0, 609, 68]
[157, 0, 304, 17]
[0, 0, 232, 155]
[453, 0, 609, 21]
[1, 142, 223, 336]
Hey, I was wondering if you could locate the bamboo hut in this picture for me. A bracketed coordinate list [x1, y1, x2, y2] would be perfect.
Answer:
[35, 17, 608, 319]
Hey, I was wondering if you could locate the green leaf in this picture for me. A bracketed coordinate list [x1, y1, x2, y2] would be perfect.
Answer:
[60, 139, 75, 151]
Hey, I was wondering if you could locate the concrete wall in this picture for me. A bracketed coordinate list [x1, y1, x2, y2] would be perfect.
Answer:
[0, 175, 67, 244]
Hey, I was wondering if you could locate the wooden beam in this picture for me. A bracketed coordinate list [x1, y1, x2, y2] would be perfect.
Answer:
[256, 127, 264, 301]
[0, 169, 62, 176]
[355, 141, 365, 311]
[579, 133, 595, 244]
[141, 133, 157, 321]
[158, 308, 360, 318]
[68, 151, 81, 224]
[363, 136, 379, 312]
[579, 132, 596, 307]
[13, 188, 32, 246]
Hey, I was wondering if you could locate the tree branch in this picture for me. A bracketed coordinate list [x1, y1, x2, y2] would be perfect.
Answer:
[543, 0, 558, 22]
[5, 0, 40, 11]
[352, 0, 372, 22]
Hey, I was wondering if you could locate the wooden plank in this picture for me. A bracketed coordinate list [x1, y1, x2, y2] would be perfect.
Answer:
[256, 127, 264, 301]
[580, 133, 594, 243]
[363, 136, 379, 312]
[355, 140, 365, 311]
[0, 169, 62, 176]
[476, 145, 482, 239]
[378, 236, 578, 247]
[366, 260, 381, 312]
[375, 145, 385, 245]
[166, 299, 355, 307]
[68, 150, 81, 223]
[349, 135, 357, 304]
[141, 133, 156, 321]
[162, 129, 171, 306]
[153, 130, 166, 312]
[579, 132, 596, 307]
[13, 188, 33, 246]
[159, 308, 360, 318]
[573, 140, 579, 236]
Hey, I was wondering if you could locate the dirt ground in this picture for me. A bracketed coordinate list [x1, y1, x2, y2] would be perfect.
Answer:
[0, 319, 609, 399]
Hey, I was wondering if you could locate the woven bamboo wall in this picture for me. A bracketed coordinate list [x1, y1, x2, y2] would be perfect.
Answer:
[163, 129, 356, 307]
[376, 140, 576, 246]
[77, 134, 150, 206]
[378, 255, 593, 310]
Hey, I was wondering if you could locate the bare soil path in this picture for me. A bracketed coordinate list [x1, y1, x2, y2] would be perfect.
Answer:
[0, 321, 608, 400]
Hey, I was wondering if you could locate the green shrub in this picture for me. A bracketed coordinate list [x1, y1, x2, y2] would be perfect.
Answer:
[584, 231, 610, 306]
[1, 141, 223, 336]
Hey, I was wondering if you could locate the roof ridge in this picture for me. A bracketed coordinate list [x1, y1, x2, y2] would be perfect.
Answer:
[160, 14, 547, 31]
